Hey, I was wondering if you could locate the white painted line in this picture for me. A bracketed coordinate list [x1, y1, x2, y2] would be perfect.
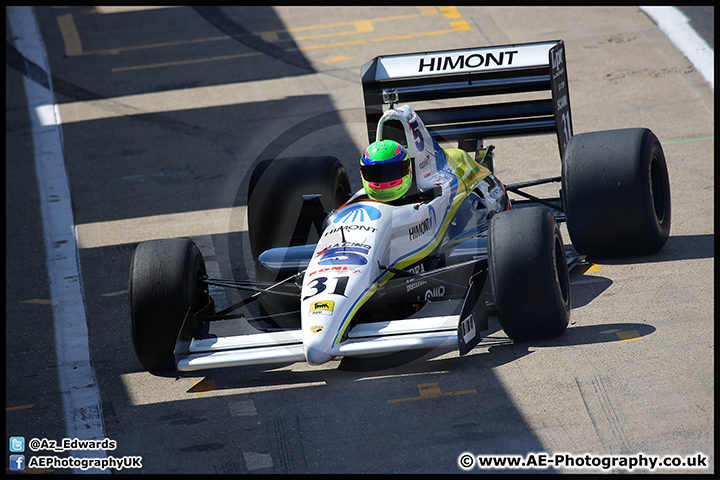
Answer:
[228, 400, 258, 416]
[640, 6, 714, 90]
[7, 6, 107, 474]
[243, 452, 274, 471]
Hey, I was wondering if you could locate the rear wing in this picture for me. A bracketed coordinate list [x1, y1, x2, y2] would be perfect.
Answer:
[361, 40, 573, 161]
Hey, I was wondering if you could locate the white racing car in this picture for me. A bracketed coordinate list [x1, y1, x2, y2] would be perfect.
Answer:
[129, 40, 671, 375]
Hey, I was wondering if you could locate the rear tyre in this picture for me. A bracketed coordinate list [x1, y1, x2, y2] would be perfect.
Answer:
[129, 238, 210, 374]
[488, 207, 570, 341]
[247, 156, 351, 328]
[562, 128, 671, 257]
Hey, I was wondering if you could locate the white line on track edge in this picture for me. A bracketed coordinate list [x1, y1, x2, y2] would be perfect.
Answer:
[640, 6, 714, 90]
[7, 7, 108, 474]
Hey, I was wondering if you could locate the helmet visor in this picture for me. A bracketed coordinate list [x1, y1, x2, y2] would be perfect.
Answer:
[361, 157, 411, 183]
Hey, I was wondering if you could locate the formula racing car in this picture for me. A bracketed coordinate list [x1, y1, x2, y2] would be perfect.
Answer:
[129, 40, 671, 375]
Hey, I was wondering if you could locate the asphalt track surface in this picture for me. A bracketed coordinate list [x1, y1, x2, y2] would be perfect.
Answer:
[6, 6, 714, 474]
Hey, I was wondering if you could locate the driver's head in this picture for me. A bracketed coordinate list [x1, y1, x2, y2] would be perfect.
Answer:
[360, 139, 412, 202]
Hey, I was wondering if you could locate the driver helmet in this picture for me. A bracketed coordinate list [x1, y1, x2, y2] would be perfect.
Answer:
[360, 139, 412, 202]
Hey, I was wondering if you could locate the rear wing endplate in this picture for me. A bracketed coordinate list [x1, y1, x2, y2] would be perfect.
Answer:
[361, 40, 573, 161]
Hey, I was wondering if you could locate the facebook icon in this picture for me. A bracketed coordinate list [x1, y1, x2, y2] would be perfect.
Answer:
[10, 454, 25, 471]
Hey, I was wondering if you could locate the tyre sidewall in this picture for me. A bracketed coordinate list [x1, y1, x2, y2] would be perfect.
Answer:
[129, 238, 208, 373]
[488, 207, 570, 341]
[562, 128, 671, 257]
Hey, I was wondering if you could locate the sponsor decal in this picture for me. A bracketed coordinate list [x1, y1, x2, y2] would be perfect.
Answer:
[308, 266, 361, 277]
[311, 325, 324, 333]
[309, 300, 335, 316]
[407, 264, 426, 275]
[316, 243, 371, 266]
[373, 43, 556, 81]
[409, 217, 432, 241]
[408, 118, 425, 151]
[551, 46, 565, 76]
[408, 205, 436, 241]
[323, 224, 378, 237]
[303, 276, 350, 300]
[418, 50, 518, 73]
[460, 313, 476, 344]
[333, 204, 382, 224]
[406, 280, 427, 292]
[424, 285, 445, 301]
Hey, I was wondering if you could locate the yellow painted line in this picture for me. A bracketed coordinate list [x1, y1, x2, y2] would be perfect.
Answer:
[299, 39, 368, 51]
[617, 330, 642, 342]
[322, 56, 354, 64]
[450, 20, 472, 31]
[439, 6, 463, 19]
[75, 206, 247, 249]
[112, 51, 261, 72]
[66, 34, 229, 58]
[77, 8, 439, 59]
[191, 378, 215, 393]
[6, 403, 36, 411]
[21, 299, 52, 305]
[56, 14, 83, 57]
[388, 382, 476, 403]
[285, 9, 439, 35]
[287, 20, 375, 41]
[372, 20, 471, 42]
[579, 263, 602, 274]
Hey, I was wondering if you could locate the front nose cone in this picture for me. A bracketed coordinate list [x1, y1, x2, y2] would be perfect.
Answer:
[304, 344, 334, 366]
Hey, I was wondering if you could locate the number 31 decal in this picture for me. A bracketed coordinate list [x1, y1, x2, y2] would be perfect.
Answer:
[303, 276, 350, 301]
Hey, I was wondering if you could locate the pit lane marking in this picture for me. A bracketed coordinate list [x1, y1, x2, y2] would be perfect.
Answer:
[55, 7, 438, 58]
[8, 8, 107, 470]
[191, 379, 216, 393]
[388, 382, 476, 403]
[617, 330, 642, 342]
[56, 6, 471, 73]
[229, 400, 257, 416]
[243, 452, 274, 471]
[20, 298, 53, 305]
[322, 56, 354, 64]
[6, 404, 36, 411]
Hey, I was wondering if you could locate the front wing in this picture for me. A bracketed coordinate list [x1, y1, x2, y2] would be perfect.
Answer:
[176, 314, 461, 372]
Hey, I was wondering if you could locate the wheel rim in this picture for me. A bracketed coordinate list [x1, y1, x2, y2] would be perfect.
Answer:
[650, 156, 666, 224]
[554, 235, 570, 306]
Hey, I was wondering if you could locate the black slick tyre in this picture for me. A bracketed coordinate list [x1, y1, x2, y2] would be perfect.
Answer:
[562, 128, 671, 257]
[129, 238, 209, 374]
[488, 207, 571, 341]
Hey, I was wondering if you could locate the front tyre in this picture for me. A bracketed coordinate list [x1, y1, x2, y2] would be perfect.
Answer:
[129, 238, 210, 374]
[562, 128, 671, 257]
[488, 207, 570, 341]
